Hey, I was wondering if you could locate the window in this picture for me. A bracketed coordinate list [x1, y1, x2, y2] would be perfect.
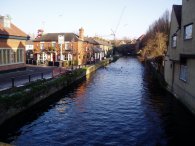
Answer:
[64, 54, 68, 60]
[3, 50, 6, 64]
[12, 51, 16, 63]
[0, 49, 13, 65]
[172, 35, 177, 48]
[40, 42, 44, 50]
[17, 49, 24, 63]
[68, 53, 72, 61]
[52, 42, 56, 48]
[184, 24, 193, 40]
[7, 49, 10, 64]
[65, 42, 71, 50]
[179, 58, 188, 82]
[30, 54, 33, 59]
[0, 50, 2, 64]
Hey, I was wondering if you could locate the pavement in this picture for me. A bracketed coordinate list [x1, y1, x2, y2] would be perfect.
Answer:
[0, 65, 57, 91]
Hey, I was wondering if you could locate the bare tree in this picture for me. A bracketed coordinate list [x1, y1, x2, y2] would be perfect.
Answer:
[140, 10, 170, 59]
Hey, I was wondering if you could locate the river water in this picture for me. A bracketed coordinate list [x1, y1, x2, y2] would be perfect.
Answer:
[1, 57, 195, 146]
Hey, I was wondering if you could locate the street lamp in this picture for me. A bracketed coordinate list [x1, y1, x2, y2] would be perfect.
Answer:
[58, 35, 64, 61]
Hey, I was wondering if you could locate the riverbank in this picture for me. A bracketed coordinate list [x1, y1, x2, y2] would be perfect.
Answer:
[144, 59, 167, 88]
[0, 59, 112, 126]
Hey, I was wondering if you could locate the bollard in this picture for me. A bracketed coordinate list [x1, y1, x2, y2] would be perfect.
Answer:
[29, 75, 31, 82]
[11, 77, 15, 88]
[41, 73, 44, 79]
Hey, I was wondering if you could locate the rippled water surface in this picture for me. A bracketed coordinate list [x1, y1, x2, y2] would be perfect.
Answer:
[1, 57, 195, 146]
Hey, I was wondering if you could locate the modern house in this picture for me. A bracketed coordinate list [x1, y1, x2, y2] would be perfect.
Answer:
[164, 0, 195, 114]
[0, 15, 29, 72]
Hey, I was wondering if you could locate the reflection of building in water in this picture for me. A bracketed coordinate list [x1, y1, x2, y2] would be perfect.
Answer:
[56, 100, 68, 113]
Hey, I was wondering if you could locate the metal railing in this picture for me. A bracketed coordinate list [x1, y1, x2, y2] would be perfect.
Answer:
[0, 65, 88, 91]
[0, 71, 52, 91]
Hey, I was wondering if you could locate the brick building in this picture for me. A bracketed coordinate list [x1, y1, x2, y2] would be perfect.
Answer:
[0, 15, 29, 72]
[33, 28, 89, 66]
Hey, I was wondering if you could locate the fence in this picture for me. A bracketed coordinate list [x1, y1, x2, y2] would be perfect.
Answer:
[0, 71, 52, 91]
[0, 65, 88, 91]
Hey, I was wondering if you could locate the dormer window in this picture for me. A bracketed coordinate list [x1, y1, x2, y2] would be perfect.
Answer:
[184, 23, 193, 40]
[172, 35, 177, 48]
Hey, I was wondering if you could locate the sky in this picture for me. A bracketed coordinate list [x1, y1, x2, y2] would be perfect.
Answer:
[1, 0, 182, 40]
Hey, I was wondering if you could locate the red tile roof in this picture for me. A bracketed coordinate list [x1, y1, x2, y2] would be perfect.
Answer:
[33, 33, 79, 42]
[0, 23, 27, 37]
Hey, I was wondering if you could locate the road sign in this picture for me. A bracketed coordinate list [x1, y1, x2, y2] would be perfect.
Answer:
[58, 35, 64, 44]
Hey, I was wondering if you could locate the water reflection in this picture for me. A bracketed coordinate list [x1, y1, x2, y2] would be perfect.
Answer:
[1, 57, 195, 146]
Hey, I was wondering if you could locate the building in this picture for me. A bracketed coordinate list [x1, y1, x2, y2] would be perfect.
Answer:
[0, 15, 29, 72]
[33, 28, 87, 66]
[93, 37, 113, 58]
[164, 0, 195, 114]
[135, 34, 145, 54]
[83, 37, 99, 64]
[26, 40, 34, 64]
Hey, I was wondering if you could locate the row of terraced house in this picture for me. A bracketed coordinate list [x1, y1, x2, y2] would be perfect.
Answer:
[26, 28, 113, 67]
[0, 15, 113, 72]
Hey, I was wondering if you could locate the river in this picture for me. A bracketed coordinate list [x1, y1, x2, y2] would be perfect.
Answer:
[1, 57, 195, 146]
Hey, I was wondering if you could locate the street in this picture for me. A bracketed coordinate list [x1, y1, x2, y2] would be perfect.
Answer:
[0, 65, 56, 91]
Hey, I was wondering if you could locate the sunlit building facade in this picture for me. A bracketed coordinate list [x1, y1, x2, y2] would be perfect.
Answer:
[0, 15, 28, 72]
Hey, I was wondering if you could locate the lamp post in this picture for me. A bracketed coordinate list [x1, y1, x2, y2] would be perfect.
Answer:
[58, 35, 64, 61]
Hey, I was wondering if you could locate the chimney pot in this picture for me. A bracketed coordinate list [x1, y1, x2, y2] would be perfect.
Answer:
[0, 15, 11, 28]
[79, 27, 84, 41]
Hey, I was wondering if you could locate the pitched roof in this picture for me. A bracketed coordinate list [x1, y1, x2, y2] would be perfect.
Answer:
[84, 37, 99, 45]
[137, 34, 145, 41]
[173, 5, 182, 28]
[0, 23, 27, 37]
[93, 47, 103, 53]
[33, 33, 79, 42]
[93, 38, 111, 46]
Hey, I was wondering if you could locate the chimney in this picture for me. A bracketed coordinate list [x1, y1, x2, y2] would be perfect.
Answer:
[79, 27, 84, 41]
[0, 15, 11, 28]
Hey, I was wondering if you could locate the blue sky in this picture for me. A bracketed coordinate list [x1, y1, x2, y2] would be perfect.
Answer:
[1, 0, 181, 39]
